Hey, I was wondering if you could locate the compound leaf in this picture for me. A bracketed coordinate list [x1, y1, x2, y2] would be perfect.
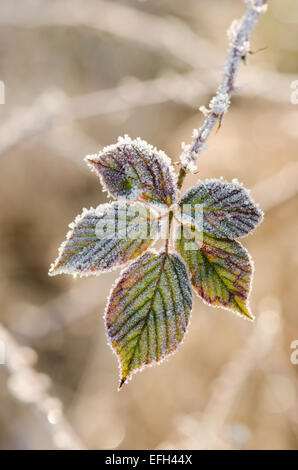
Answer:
[49, 202, 159, 276]
[106, 250, 192, 388]
[175, 222, 254, 320]
[178, 178, 263, 239]
[85, 135, 178, 208]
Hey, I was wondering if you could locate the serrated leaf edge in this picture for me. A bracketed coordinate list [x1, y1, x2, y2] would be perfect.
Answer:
[174, 219, 255, 322]
[177, 177, 264, 239]
[84, 135, 179, 208]
[104, 249, 193, 390]
[49, 201, 160, 277]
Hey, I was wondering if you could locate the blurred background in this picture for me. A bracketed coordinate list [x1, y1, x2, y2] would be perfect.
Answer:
[0, 0, 297, 450]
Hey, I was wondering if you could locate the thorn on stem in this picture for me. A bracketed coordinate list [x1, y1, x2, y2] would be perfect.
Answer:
[249, 45, 268, 55]
[216, 114, 224, 133]
[119, 377, 126, 389]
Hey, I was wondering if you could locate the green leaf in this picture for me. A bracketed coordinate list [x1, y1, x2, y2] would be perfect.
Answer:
[85, 135, 178, 208]
[175, 222, 254, 320]
[106, 250, 192, 388]
[178, 178, 263, 239]
[49, 202, 159, 276]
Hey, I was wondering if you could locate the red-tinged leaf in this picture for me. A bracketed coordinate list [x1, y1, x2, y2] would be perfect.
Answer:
[85, 135, 178, 208]
[106, 251, 192, 388]
[178, 178, 263, 239]
[175, 222, 254, 320]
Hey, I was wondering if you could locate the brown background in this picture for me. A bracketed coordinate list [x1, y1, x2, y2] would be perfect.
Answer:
[0, 0, 297, 450]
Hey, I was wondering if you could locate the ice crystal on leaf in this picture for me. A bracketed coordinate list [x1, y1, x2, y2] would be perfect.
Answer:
[49, 135, 263, 388]
[49, 202, 160, 276]
[175, 224, 254, 320]
[85, 135, 177, 209]
[106, 251, 192, 388]
[177, 179, 263, 239]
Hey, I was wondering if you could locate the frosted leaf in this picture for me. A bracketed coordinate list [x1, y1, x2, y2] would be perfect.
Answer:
[49, 202, 160, 276]
[209, 92, 230, 116]
[85, 135, 178, 208]
[175, 223, 254, 320]
[178, 179, 263, 239]
[106, 250, 192, 388]
[179, 151, 198, 173]
[227, 19, 241, 45]
[199, 106, 210, 117]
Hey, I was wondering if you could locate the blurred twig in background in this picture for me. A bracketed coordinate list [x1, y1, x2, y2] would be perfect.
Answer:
[0, 324, 86, 449]
[0, 90, 99, 163]
[0, 92, 65, 156]
[0, 64, 295, 159]
[0, 0, 221, 70]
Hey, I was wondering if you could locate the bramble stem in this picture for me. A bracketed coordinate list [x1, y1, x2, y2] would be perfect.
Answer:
[178, 0, 267, 179]
[165, 210, 174, 253]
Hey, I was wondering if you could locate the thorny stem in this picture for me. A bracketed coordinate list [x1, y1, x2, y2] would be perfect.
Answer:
[178, 0, 268, 187]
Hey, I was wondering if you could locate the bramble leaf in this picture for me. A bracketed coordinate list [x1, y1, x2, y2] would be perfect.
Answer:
[178, 179, 263, 239]
[106, 250, 192, 388]
[49, 202, 160, 276]
[85, 135, 178, 208]
[175, 222, 254, 320]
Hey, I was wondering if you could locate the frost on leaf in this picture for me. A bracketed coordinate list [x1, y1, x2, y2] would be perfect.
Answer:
[178, 179, 263, 239]
[85, 135, 177, 208]
[175, 223, 254, 320]
[106, 250, 192, 388]
[49, 202, 159, 276]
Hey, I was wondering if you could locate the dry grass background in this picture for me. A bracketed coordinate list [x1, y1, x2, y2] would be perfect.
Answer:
[0, 0, 297, 450]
